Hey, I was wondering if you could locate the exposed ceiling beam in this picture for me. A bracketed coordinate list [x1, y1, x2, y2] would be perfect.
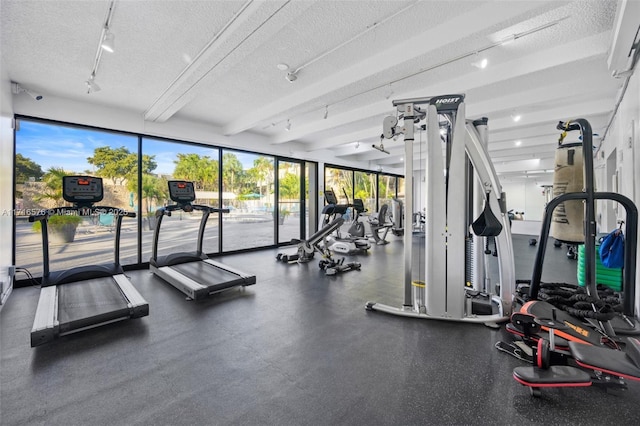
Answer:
[143, 1, 313, 123]
[298, 31, 611, 150]
[224, 0, 554, 136]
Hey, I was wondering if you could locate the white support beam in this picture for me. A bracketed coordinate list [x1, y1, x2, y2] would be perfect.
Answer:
[294, 31, 612, 150]
[144, 1, 312, 123]
[225, 0, 553, 136]
[487, 100, 613, 131]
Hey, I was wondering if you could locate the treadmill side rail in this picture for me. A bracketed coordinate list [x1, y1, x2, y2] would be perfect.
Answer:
[203, 259, 257, 285]
[31, 286, 59, 347]
[113, 274, 150, 318]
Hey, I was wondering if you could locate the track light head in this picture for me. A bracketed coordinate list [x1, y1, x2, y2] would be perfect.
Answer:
[85, 76, 101, 94]
[101, 31, 115, 53]
[285, 71, 298, 83]
[285, 120, 291, 131]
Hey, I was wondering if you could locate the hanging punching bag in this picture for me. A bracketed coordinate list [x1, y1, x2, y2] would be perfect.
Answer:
[550, 141, 584, 244]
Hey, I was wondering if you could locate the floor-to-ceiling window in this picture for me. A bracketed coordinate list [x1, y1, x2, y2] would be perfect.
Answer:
[324, 167, 352, 204]
[324, 165, 404, 233]
[277, 160, 303, 244]
[378, 173, 397, 209]
[141, 137, 221, 262]
[15, 119, 139, 276]
[222, 151, 275, 251]
[354, 170, 376, 213]
[11, 117, 333, 283]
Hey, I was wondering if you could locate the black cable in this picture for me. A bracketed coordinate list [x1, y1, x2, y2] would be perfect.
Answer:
[15, 267, 40, 288]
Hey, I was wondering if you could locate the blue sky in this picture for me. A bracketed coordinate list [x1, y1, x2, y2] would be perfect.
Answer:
[17, 120, 259, 175]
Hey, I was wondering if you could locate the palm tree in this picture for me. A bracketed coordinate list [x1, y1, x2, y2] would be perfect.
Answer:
[251, 157, 274, 198]
[34, 167, 69, 205]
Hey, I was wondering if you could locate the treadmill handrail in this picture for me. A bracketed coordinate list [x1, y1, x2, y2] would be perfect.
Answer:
[159, 204, 230, 215]
[152, 203, 229, 261]
[30, 205, 136, 283]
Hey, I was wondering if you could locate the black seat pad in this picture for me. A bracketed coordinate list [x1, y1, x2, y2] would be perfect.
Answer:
[520, 300, 602, 346]
[513, 366, 591, 386]
[569, 341, 640, 381]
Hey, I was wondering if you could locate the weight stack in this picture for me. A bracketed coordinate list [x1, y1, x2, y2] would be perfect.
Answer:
[550, 142, 585, 244]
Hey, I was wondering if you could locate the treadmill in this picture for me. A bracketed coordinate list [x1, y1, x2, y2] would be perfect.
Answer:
[30, 176, 149, 347]
[149, 180, 256, 300]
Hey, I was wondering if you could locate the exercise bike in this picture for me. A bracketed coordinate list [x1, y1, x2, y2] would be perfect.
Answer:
[322, 189, 370, 254]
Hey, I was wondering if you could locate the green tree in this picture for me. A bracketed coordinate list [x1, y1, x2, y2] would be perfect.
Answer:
[248, 157, 274, 198]
[15, 153, 44, 183]
[173, 153, 218, 191]
[34, 167, 69, 205]
[127, 174, 167, 213]
[87, 146, 135, 185]
[222, 152, 244, 194]
[279, 173, 300, 199]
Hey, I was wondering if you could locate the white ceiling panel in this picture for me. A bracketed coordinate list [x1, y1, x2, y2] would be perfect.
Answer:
[2, 0, 631, 178]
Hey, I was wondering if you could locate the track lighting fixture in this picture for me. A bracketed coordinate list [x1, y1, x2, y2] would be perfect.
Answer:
[285, 120, 291, 131]
[323, 105, 329, 119]
[86, 0, 116, 93]
[12, 82, 43, 101]
[285, 71, 298, 83]
[101, 30, 115, 53]
[86, 74, 101, 93]
[385, 84, 394, 100]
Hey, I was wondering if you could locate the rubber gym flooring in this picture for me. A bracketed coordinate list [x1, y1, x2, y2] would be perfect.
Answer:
[1, 234, 639, 425]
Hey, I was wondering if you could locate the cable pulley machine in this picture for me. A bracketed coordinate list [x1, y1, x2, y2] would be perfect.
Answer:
[366, 94, 515, 325]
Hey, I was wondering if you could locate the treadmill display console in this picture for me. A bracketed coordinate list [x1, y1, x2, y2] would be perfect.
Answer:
[168, 181, 196, 203]
[63, 176, 104, 203]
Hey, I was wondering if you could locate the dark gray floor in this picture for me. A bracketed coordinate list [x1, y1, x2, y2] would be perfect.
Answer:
[2, 234, 639, 425]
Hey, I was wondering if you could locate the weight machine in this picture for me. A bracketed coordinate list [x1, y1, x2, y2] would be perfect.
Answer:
[366, 94, 515, 325]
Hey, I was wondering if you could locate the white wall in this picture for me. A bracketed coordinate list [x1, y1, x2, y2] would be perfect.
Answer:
[596, 67, 640, 316]
[501, 180, 546, 222]
[1, 72, 15, 270]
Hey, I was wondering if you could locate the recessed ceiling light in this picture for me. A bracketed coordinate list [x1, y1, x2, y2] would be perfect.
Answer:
[277, 63, 289, 71]
[515, 140, 522, 146]
[512, 114, 522, 122]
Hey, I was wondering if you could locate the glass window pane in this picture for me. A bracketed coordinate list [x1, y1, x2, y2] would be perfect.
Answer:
[15, 120, 138, 277]
[278, 161, 301, 244]
[354, 171, 376, 214]
[141, 138, 220, 260]
[378, 174, 397, 212]
[223, 151, 275, 251]
[324, 167, 352, 204]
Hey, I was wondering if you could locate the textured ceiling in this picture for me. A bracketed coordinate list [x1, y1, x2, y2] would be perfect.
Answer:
[1, 0, 630, 182]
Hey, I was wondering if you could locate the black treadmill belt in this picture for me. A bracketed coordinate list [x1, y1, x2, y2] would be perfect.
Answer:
[172, 261, 245, 289]
[58, 277, 130, 332]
